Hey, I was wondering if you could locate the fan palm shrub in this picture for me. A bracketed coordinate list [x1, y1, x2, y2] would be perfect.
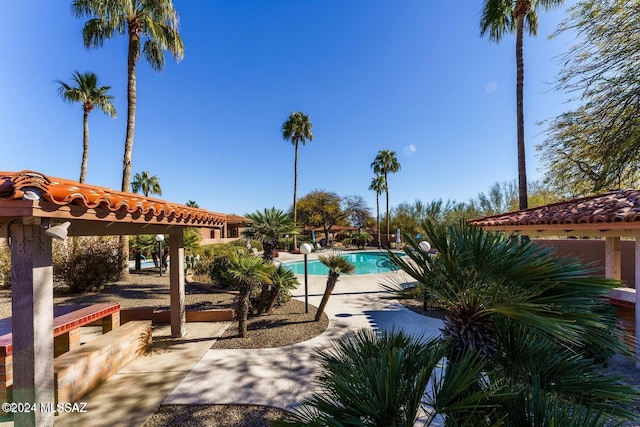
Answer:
[314, 254, 355, 322]
[264, 264, 299, 314]
[384, 220, 639, 424]
[244, 208, 299, 314]
[274, 329, 499, 427]
[225, 252, 274, 337]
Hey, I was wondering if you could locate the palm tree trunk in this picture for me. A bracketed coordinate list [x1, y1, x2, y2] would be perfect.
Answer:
[292, 139, 299, 251]
[80, 109, 89, 184]
[264, 284, 280, 314]
[516, 14, 528, 211]
[256, 283, 270, 315]
[376, 194, 381, 248]
[237, 284, 251, 337]
[119, 32, 140, 281]
[385, 172, 390, 247]
[315, 275, 338, 321]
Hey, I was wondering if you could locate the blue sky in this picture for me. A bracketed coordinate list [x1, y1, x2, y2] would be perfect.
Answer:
[0, 1, 577, 216]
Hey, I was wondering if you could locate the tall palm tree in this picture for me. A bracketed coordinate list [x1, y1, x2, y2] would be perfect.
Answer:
[480, 0, 564, 210]
[371, 150, 401, 246]
[225, 252, 274, 337]
[56, 71, 116, 183]
[369, 175, 387, 248]
[131, 171, 161, 197]
[73, 0, 184, 279]
[243, 208, 299, 314]
[282, 112, 313, 250]
[315, 254, 355, 322]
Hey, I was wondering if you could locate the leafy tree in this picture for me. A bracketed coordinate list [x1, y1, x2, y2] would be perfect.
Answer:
[314, 254, 355, 321]
[471, 181, 518, 216]
[131, 171, 161, 197]
[56, 70, 116, 183]
[225, 252, 274, 337]
[344, 231, 372, 250]
[243, 208, 299, 314]
[538, 0, 640, 196]
[185, 200, 199, 208]
[480, 0, 565, 210]
[73, 0, 184, 279]
[369, 175, 386, 248]
[371, 150, 401, 245]
[297, 190, 370, 247]
[282, 111, 313, 250]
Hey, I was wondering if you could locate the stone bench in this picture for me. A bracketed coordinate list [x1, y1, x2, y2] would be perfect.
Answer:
[0, 303, 120, 406]
[54, 320, 152, 404]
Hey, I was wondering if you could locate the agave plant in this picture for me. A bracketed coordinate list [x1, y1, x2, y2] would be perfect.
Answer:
[315, 254, 355, 321]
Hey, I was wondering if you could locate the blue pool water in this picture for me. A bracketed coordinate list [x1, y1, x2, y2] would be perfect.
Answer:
[284, 251, 401, 275]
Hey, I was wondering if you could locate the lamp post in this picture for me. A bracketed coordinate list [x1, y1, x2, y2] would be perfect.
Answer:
[419, 240, 431, 311]
[300, 243, 313, 314]
[156, 234, 165, 277]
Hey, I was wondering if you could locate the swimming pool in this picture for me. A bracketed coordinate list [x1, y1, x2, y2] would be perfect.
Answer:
[284, 251, 401, 275]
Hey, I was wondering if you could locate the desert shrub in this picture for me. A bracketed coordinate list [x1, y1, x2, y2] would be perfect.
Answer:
[0, 241, 10, 288]
[54, 237, 120, 293]
[208, 254, 237, 289]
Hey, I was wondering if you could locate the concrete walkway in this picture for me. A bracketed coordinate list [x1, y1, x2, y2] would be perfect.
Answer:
[165, 253, 443, 413]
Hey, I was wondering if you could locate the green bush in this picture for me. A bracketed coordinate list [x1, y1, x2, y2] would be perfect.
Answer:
[208, 254, 237, 289]
[0, 242, 10, 288]
[54, 237, 121, 293]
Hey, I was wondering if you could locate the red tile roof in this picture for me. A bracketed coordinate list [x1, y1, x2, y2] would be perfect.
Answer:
[0, 170, 226, 226]
[468, 189, 640, 227]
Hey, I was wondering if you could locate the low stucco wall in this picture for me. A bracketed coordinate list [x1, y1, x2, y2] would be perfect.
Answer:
[533, 239, 636, 287]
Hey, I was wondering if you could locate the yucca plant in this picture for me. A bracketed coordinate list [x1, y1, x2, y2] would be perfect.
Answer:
[225, 252, 274, 337]
[315, 254, 355, 321]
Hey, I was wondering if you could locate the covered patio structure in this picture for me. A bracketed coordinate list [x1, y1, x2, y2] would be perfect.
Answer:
[0, 170, 226, 426]
[468, 189, 640, 367]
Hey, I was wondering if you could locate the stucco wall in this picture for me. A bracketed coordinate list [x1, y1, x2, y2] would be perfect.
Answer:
[533, 239, 636, 287]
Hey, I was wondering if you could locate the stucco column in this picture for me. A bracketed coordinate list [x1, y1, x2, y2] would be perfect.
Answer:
[605, 237, 621, 280]
[10, 221, 54, 427]
[635, 239, 640, 368]
[169, 232, 185, 337]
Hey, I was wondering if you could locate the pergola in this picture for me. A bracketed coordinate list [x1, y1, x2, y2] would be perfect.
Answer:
[468, 189, 640, 366]
[0, 170, 226, 426]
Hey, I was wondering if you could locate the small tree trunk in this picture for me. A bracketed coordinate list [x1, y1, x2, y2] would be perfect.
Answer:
[256, 283, 270, 314]
[315, 274, 339, 321]
[237, 284, 251, 337]
[264, 284, 281, 314]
